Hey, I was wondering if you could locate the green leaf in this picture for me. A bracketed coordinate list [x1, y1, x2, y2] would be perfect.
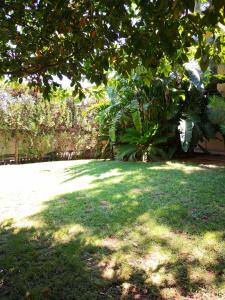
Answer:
[116, 144, 137, 161]
[178, 118, 194, 152]
[109, 126, 116, 142]
[131, 110, 142, 133]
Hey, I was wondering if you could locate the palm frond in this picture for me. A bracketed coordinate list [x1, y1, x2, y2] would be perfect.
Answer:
[116, 144, 138, 161]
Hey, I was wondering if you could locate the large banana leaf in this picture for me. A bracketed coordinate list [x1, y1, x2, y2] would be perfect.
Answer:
[178, 118, 194, 152]
[184, 60, 204, 90]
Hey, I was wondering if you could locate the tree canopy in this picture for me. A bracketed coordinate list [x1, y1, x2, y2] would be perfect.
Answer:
[0, 0, 224, 94]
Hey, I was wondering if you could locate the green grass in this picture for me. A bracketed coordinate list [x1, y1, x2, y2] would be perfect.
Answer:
[0, 160, 225, 299]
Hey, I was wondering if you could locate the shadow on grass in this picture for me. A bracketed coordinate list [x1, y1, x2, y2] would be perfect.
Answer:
[0, 160, 225, 299]
[0, 222, 163, 300]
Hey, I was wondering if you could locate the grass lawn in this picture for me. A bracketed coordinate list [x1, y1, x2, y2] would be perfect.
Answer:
[0, 160, 225, 299]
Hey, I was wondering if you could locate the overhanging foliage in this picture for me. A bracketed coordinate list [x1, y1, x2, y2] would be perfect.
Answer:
[0, 0, 224, 95]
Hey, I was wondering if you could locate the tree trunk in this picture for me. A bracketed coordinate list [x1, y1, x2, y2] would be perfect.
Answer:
[15, 134, 19, 164]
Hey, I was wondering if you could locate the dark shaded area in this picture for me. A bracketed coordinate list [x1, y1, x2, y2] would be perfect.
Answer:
[0, 160, 224, 299]
[0, 223, 163, 300]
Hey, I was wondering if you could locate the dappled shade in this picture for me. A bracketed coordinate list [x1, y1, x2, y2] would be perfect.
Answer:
[0, 160, 225, 299]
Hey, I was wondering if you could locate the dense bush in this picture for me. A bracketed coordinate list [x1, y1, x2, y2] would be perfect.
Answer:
[94, 62, 220, 161]
[0, 83, 102, 163]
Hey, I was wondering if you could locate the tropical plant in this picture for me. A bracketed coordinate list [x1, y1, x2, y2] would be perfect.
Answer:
[178, 60, 217, 153]
[95, 66, 185, 161]
[95, 56, 224, 160]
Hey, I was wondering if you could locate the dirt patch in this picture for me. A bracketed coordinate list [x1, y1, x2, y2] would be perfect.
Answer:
[102, 236, 121, 251]
[131, 188, 142, 195]
[99, 200, 110, 209]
